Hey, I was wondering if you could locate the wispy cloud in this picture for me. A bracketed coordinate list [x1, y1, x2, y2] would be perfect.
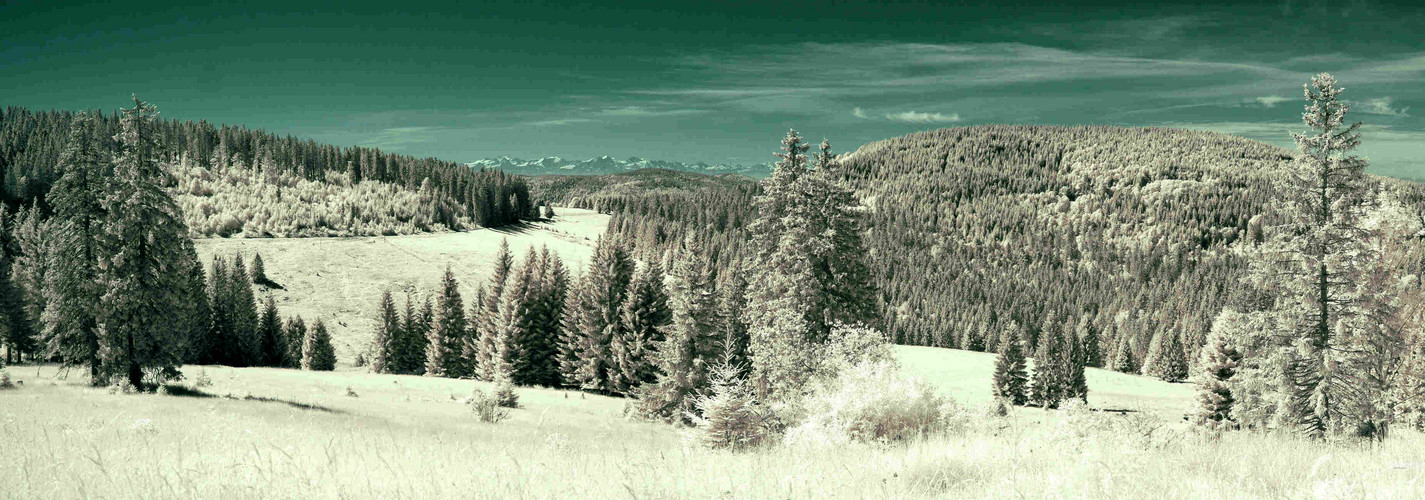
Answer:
[1255, 95, 1290, 108]
[884, 111, 961, 123]
[527, 118, 595, 127]
[363, 126, 438, 150]
[852, 107, 870, 119]
[597, 106, 706, 117]
[1356, 97, 1409, 116]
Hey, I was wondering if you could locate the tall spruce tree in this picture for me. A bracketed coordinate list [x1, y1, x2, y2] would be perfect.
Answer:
[426, 266, 466, 377]
[716, 264, 751, 378]
[469, 239, 514, 375]
[11, 205, 51, 354]
[1078, 317, 1103, 368]
[562, 236, 634, 391]
[518, 247, 567, 387]
[95, 97, 195, 387]
[0, 211, 32, 366]
[1065, 326, 1089, 402]
[229, 254, 260, 366]
[1030, 322, 1068, 408]
[370, 290, 401, 373]
[743, 132, 877, 399]
[992, 323, 1029, 406]
[1194, 310, 1244, 429]
[302, 319, 336, 371]
[258, 295, 284, 367]
[637, 243, 721, 421]
[39, 112, 109, 382]
[611, 261, 672, 395]
[483, 255, 533, 381]
[204, 255, 240, 365]
[283, 316, 307, 369]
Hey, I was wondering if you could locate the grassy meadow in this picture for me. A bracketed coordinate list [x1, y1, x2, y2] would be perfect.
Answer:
[192, 208, 611, 363]
[3, 346, 1421, 499]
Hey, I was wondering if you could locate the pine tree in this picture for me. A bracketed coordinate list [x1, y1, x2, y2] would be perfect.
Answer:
[518, 247, 567, 387]
[687, 354, 769, 450]
[250, 253, 270, 287]
[39, 112, 109, 382]
[716, 265, 751, 378]
[992, 323, 1029, 406]
[370, 290, 401, 373]
[469, 239, 514, 376]
[229, 254, 260, 366]
[1078, 317, 1103, 368]
[283, 316, 307, 369]
[258, 295, 283, 367]
[11, 205, 51, 357]
[1111, 331, 1135, 373]
[637, 243, 721, 421]
[484, 269, 527, 384]
[95, 97, 195, 387]
[0, 211, 32, 366]
[302, 319, 336, 371]
[611, 261, 671, 395]
[204, 255, 241, 365]
[1064, 326, 1089, 402]
[743, 132, 877, 399]
[1030, 321, 1067, 409]
[177, 255, 211, 364]
[1194, 310, 1244, 429]
[1151, 331, 1189, 383]
[426, 266, 466, 377]
[561, 236, 633, 391]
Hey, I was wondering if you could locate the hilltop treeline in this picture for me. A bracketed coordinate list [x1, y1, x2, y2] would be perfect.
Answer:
[548, 125, 1425, 386]
[0, 106, 533, 236]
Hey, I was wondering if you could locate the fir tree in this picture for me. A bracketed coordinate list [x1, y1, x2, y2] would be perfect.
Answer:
[39, 112, 109, 381]
[1111, 331, 1135, 373]
[1194, 310, 1244, 429]
[95, 97, 195, 387]
[302, 319, 336, 371]
[283, 316, 307, 369]
[716, 265, 751, 378]
[561, 236, 633, 391]
[370, 290, 401, 373]
[204, 255, 241, 365]
[637, 243, 721, 421]
[687, 354, 769, 450]
[11, 204, 51, 355]
[611, 261, 671, 395]
[518, 247, 568, 387]
[482, 254, 533, 382]
[230, 253, 260, 366]
[1065, 326, 1089, 402]
[992, 323, 1029, 406]
[258, 295, 284, 367]
[0, 213, 32, 366]
[426, 266, 466, 377]
[250, 253, 270, 287]
[1030, 321, 1068, 408]
[1152, 331, 1190, 383]
[1078, 317, 1103, 368]
[469, 239, 514, 376]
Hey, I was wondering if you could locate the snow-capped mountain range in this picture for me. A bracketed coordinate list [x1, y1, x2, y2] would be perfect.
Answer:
[466, 155, 772, 178]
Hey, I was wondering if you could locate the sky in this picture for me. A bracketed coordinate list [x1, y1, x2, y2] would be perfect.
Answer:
[2, 0, 1423, 179]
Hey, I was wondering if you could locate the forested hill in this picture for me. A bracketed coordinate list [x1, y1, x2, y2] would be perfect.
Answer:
[0, 106, 534, 237]
[586, 125, 1425, 374]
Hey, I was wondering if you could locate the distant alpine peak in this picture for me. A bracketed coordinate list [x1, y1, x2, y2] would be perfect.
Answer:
[465, 155, 772, 177]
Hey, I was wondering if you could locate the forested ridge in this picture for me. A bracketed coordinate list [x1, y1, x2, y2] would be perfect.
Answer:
[544, 125, 1425, 380]
[0, 107, 534, 237]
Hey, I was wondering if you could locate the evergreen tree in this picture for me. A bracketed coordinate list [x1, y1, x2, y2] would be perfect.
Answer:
[257, 295, 283, 367]
[561, 236, 634, 391]
[1111, 331, 1135, 373]
[637, 243, 720, 421]
[229, 254, 260, 366]
[483, 268, 527, 384]
[1150, 331, 1190, 383]
[426, 266, 466, 377]
[95, 97, 195, 387]
[1030, 321, 1068, 408]
[176, 255, 211, 364]
[518, 247, 567, 387]
[283, 316, 307, 369]
[1194, 310, 1244, 429]
[611, 261, 671, 394]
[39, 112, 109, 381]
[250, 253, 270, 287]
[204, 255, 241, 365]
[11, 205, 51, 356]
[0, 213, 32, 366]
[1077, 318, 1102, 368]
[992, 323, 1029, 406]
[716, 265, 751, 378]
[370, 290, 401, 373]
[1065, 326, 1089, 402]
[302, 319, 336, 371]
[469, 239, 514, 376]
[743, 132, 877, 399]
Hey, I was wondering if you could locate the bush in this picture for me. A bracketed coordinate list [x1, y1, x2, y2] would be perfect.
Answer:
[193, 369, 213, 388]
[468, 388, 512, 423]
[784, 359, 951, 446]
[0, 371, 13, 390]
[688, 362, 775, 451]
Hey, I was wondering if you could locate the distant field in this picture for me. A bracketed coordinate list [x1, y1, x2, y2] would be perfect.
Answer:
[3, 346, 1422, 499]
[193, 208, 611, 364]
[897, 346, 1197, 417]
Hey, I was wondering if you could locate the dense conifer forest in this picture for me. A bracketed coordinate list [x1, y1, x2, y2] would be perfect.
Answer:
[0, 107, 534, 237]
[535, 125, 1425, 385]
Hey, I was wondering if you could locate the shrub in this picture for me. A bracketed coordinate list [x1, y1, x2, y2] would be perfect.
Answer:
[784, 359, 950, 446]
[493, 374, 520, 409]
[687, 362, 775, 451]
[0, 371, 13, 390]
[468, 388, 512, 423]
[193, 369, 213, 388]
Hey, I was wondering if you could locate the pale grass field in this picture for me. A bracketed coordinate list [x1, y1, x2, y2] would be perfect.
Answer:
[2, 347, 1421, 499]
[192, 208, 611, 363]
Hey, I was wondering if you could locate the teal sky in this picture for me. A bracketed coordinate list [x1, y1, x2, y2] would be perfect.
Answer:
[3, 0, 1423, 179]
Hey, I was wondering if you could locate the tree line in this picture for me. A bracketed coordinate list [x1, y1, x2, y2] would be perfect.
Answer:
[0, 106, 534, 236]
[367, 131, 880, 424]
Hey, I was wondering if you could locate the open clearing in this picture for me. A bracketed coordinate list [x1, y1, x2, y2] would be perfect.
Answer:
[4, 346, 1422, 499]
[192, 208, 610, 364]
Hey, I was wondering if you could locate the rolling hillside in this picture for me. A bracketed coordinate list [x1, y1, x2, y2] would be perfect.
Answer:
[193, 208, 611, 364]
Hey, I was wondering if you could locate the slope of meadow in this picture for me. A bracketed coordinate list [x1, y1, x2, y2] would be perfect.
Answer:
[192, 208, 610, 363]
[3, 346, 1421, 499]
